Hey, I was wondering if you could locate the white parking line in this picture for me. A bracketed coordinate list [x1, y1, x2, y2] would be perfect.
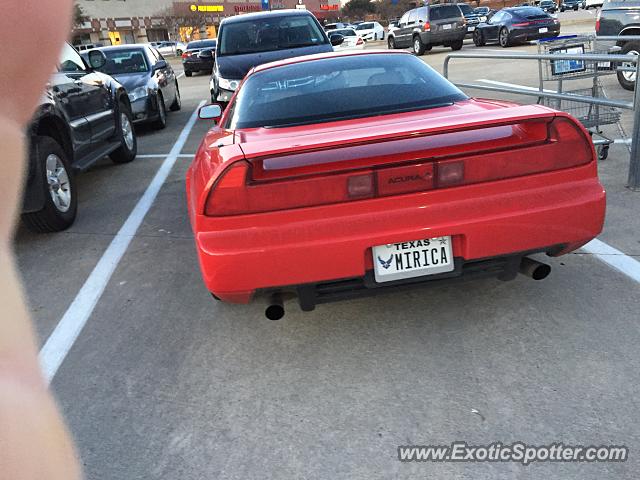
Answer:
[177, 71, 185, 79]
[579, 239, 640, 284]
[38, 100, 206, 384]
[137, 153, 194, 158]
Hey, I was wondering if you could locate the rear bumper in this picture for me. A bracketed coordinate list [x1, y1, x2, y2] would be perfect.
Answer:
[511, 26, 560, 42]
[187, 166, 605, 305]
[183, 59, 214, 72]
[422, 29, 467, 45]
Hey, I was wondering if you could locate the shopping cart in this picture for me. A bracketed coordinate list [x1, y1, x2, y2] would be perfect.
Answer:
[537, 35, 620, 160]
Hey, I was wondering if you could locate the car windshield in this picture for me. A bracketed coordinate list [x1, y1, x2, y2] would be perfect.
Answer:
[100, 49, 149, 74]
[229, 54, 468, 129]
[458, 4, 474, 15]
[356, 23, 374, 30]
[334, 29, 357, 36]
[218, 15, 327, 55]
[186, 40, 217, 50]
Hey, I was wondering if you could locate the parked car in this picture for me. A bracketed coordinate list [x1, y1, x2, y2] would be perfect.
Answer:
[354, 21, 385, 41]
[539, 0, 558, 13]
[387, 4, 467, 55]
[86, 45, 181, 129]
[457, 3, 484, 36]
[473, 7, 560, 47]
[474, 6, 494, 16]
[332, 28, 366, 50]
[154, 40, 187, 56]
[597, 0, 640, 89]
[583, 0, 603, 8]
[324, 22, 347, 31]
[187, 50, 605, 317]
[22, 43, 137, 233]
[74, 43, 103, 52]
[182, 39, 217, 77]
[210, 10, 340, 103]
[560, 0, 581, 10]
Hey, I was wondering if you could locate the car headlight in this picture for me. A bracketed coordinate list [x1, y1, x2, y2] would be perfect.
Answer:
[128, 86, 148, 102]
[218, 76, 240, 91]
[480, 16, 487, 21]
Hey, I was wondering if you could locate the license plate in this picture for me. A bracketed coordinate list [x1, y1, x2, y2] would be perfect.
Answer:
[468, 26, 476, 31]
[442, 24, 452, 30]
[539, 27, 548, 33]
[373, 236, 454, 283]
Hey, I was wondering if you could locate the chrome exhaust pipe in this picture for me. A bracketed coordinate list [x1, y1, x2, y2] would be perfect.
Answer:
[519, 257, 551, 280]
[265, 293, 285, 320]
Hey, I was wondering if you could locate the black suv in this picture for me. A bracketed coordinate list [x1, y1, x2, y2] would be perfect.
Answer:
[388, 4, 467, 55]
[22, 43, 137, 233]
[597, 0, 640, 89]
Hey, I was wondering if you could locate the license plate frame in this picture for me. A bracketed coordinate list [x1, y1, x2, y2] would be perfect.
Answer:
[372, 236, 454, 283]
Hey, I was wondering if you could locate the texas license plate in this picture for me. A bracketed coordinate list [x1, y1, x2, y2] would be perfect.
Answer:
[372, 236, 454, 283]
[539, 27, 548, 33]
[442, 24, 452, 30]
[468, 26, 476, 31]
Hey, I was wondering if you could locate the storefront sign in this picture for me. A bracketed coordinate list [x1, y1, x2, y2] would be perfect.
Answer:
[320, 4, 339, 9]
[235, 4, 261, 12]
[190, 4, 224, 12]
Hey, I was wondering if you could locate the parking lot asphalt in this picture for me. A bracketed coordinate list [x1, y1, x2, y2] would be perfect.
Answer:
[15, 33, 640, 479]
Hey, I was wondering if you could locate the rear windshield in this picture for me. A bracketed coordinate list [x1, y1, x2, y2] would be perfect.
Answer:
[512, 7, 549, 17]
[186, 40, 217, 50]
[334, 29, 357, 36]
[356, 23, 375, 30]
[229, 54, 467, 129]
[218, 15, 327, 56]
[430, 5, 463, 20]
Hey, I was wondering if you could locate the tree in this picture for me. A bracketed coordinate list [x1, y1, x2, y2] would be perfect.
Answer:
[343, 0, 376, 19]
[376, 0, 416, 21]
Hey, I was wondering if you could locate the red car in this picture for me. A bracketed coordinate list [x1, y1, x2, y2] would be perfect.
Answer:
[186, 50, 605, 319]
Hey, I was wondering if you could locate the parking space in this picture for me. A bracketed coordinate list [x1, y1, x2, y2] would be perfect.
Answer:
[16, 25, 640, 479]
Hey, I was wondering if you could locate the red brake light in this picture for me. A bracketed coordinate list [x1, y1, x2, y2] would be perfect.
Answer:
[356, 37, 364, 45]
[181, 52, 189, 59]
[203, 117, 594, 217]
[423, 21, 431, 31]
[513, 22, 532, 27]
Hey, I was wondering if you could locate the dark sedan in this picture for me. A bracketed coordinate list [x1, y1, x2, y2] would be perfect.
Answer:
[472, 7, 560, 47]
[540, 0, 558, 13]
[86, 45, 181, 129]
[182, 39, 217, 77]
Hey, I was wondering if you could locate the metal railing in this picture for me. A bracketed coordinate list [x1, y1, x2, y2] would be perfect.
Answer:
[443, 43, 640, 191]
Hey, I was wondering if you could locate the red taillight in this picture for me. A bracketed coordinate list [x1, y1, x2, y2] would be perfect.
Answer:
[356, 37, 364, 46]
[423, 21, 431, 31]
[203, 117, 593, 217]
[181, 52, 189, 59]
[595, 10, 601, 32]
[513, 22, 532, 27]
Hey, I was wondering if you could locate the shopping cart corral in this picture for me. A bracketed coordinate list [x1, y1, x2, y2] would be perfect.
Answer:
[537, 35, 620, 160]
[443, 39, 640, 191]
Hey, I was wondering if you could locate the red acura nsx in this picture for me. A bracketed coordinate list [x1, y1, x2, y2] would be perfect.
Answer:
[186, 50, 605, 318]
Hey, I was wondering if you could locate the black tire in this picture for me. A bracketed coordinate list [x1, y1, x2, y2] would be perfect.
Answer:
[617, 42, 640, 91]
[22, 136, 77, 233]
[413, 35, 426, 55]
[388, 36, 396, 49]
[499, 27, 510, 48]
[185, 70, 193, 77]
[597, 145, 609, 160]
[152, 93, 167, 130]
[170, 83, 181, 111]
[473, 29, 486, 46]
[450, 39, 464, 51]
[176, 49, 183, 56]
[110, 102, 137, 164]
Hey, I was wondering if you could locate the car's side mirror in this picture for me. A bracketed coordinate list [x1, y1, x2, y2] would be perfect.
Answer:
[88, 49, 107, 70]
[330, 33, 344, 46]
[199, 104, 223, 121]
[153, 59, 168, 71]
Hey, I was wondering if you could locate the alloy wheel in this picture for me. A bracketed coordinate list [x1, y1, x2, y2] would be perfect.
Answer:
[121, 113, 134, 151]
[46, 154, 71, 213]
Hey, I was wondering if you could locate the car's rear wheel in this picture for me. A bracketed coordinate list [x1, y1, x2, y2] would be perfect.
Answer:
[152, 93, 167, 129]
[499, 27, 510, 48]
[110, 102, 137, 164]
[617, 42, 640, 91]
[413, 35, 426, 55]
[450, 39, 464, 51]
[473, 30, 486, 46]
[170, 83, 181, 111]
[185, 70, 192, 77]
[22, 136, 77, 233]
[388, 36, 396, 49]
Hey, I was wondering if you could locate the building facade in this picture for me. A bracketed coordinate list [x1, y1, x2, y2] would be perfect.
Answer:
[72, 0, 342, 46]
